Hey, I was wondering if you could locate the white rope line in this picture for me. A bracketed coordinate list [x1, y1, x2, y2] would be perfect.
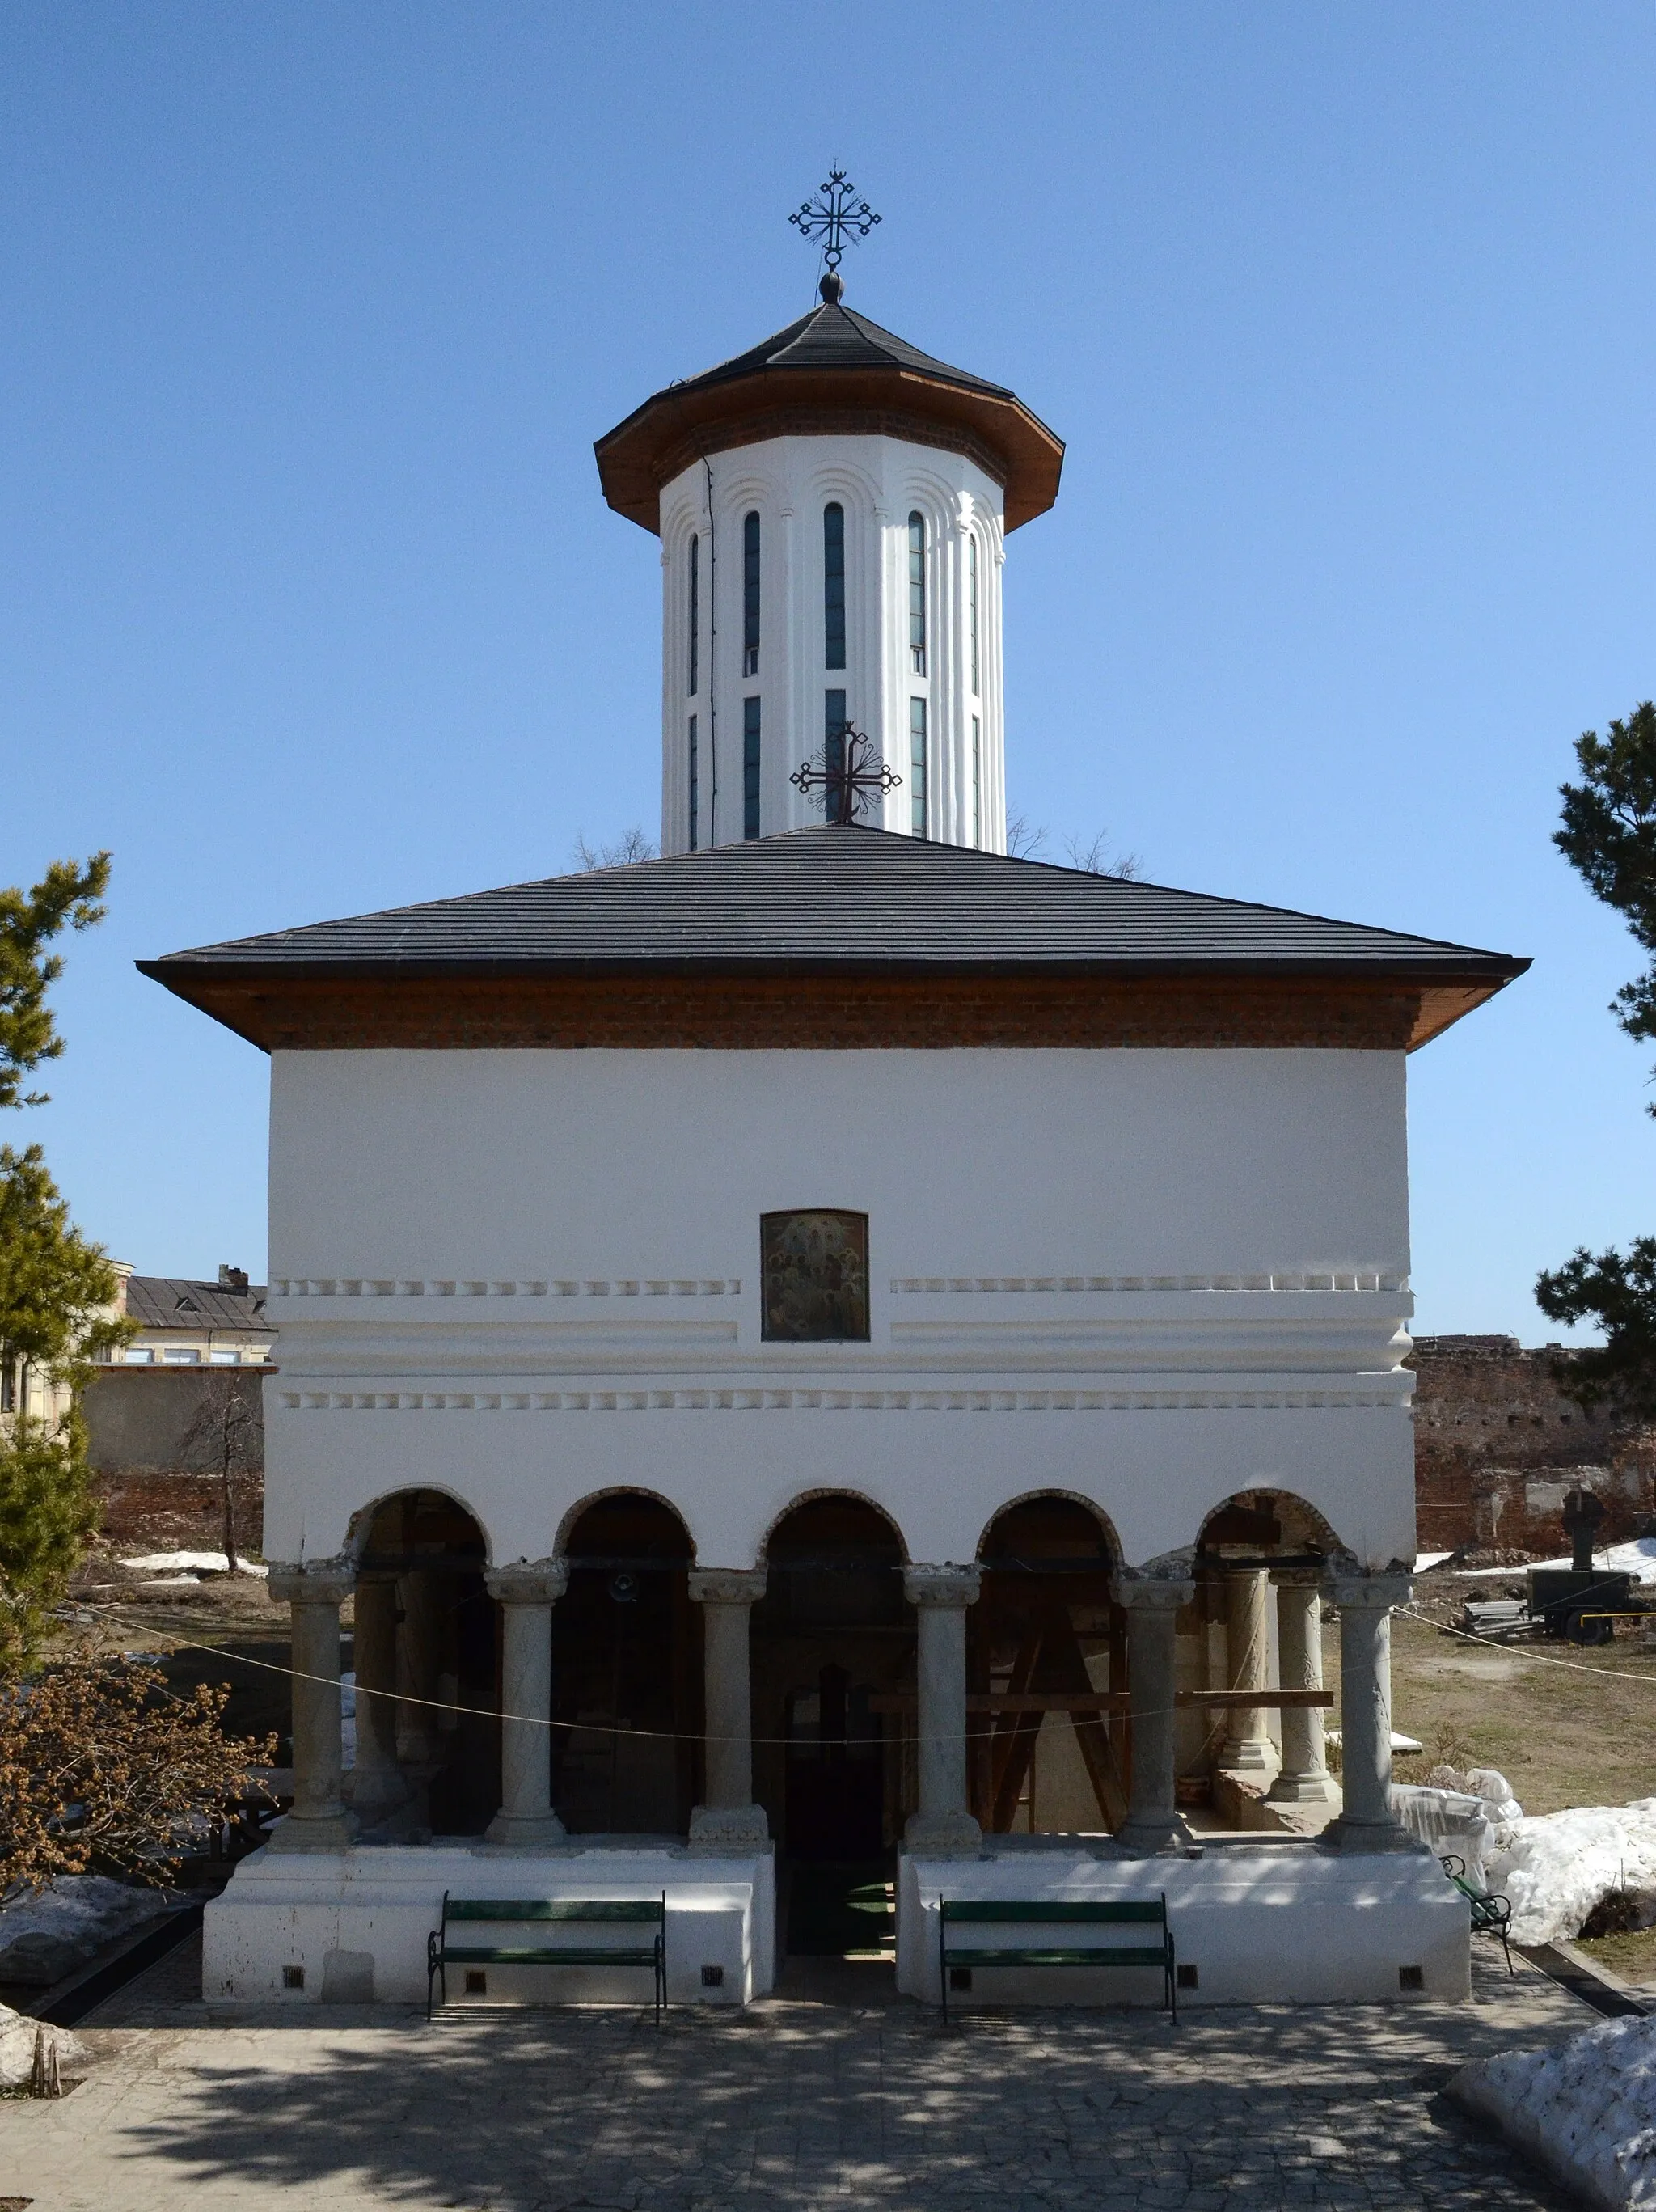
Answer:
[66, 1595, 1202, 1751]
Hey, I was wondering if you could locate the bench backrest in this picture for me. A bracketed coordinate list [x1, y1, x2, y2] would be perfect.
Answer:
[942, 1898, 1166, 1928]
[441, 1895, 665, 1927]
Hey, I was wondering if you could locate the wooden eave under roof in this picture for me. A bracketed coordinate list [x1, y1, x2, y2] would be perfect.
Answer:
[595, 363, 1064, 534]
[139, 959, 1517, 1057]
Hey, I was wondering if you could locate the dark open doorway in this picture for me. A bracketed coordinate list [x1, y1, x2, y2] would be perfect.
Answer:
[551, 1493, 699, 1835]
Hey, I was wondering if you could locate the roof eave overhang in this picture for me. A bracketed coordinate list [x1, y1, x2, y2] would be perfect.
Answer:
[138, 955, 1527, 1054]
[594, 366, 1065, 533]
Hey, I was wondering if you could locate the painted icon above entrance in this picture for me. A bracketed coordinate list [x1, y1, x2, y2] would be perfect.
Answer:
[760, 1210, 870, 1342]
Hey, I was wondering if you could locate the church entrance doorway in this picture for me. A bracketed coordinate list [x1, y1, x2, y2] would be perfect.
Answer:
[750, 1495, 915, 1863]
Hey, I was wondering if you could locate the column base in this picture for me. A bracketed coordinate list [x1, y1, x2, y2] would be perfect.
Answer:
[1113, 1812, 1194, 1858]
[688, 1803, 769, 1846]
[1219, 1740, 1276, 1774]
[902, 1811, 982, 1857]
[1322, 1817, 1431, 1855]
[266, 1808, 358, 1853]
[344, 1772, 412, 1823]
[1267, 1770, 1338, 1806]
[484, 1809, 568, 1847]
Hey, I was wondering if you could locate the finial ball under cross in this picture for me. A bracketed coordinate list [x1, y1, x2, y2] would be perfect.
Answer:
[790, 171, 881, 302]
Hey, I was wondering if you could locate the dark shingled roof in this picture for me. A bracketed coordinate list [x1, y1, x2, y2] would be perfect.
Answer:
[124, 1276, 272, 1333]
[140, 826, 1524, 983]
[668, 300, 1017, 404]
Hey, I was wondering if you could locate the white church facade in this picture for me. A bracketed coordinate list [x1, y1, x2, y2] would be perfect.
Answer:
[144, 262, 1526, 2011]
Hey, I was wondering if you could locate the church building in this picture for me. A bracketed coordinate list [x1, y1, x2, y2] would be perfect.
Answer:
[144, 193, 1527, 2011]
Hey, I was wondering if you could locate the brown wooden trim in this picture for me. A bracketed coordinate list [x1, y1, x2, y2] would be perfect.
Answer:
[144, 968, 1470, 1053]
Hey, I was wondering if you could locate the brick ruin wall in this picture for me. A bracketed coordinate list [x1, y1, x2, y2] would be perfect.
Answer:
[1411, 1334, 1656, 1554]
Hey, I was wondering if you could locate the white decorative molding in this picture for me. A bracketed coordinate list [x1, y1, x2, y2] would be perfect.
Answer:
[271, 1278, 741, 1301]
[277, 1384, 1409, 1415]
[889, 1272, 1409, 1295]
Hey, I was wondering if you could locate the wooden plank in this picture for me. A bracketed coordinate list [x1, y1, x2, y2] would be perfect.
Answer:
[1174, 1689, 1333, 1710]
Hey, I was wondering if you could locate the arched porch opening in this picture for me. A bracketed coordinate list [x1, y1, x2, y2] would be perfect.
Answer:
[973, 1495, 1125, 1837]
[552, 1491, 699, 1837]
[752, 1494, 914, 1862]
[352, 1488, 496, 1838]
[1185, 1488, 1345, 1827]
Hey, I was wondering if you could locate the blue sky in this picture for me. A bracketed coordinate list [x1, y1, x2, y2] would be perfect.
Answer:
[2, 2, 1653, 1338]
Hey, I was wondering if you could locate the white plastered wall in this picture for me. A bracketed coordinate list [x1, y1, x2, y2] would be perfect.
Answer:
[264, 1046, 1416, 1575]
[657, 436, 1006, 854]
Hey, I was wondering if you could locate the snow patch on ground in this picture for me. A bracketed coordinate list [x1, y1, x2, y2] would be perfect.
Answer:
[0, 1876, 178, 1988]
[1486, 1800, 1656, 1945]
[1461, 1537, 1656, 1585]
[1451, 2013, 1656, 2210]
[120, 1551, 268, 1576]
[1415, 1550, 1455, 1572]
[0, 2003, 81, 2088]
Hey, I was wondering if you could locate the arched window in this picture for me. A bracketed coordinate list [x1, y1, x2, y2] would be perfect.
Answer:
[687, 534, 699, 696]
[908, 512, 927, 675]
[823, 502, 846, 670]
[743, 695, 761, 840]
[743, 511, 760, 676]
[968, 534, 980, 696]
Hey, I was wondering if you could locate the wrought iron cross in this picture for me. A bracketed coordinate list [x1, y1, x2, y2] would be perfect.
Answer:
[789, 171, 881, 276]
[791, 723, 901, 825]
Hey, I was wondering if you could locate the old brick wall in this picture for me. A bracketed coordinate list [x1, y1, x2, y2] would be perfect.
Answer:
[1411, 1334, 1656, 1554]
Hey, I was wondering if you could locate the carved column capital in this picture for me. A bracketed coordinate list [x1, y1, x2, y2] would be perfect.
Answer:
[1113, 1573, 1194, 1615]
[687, 1567, 767, 1607]
[269, 1563, 354, 1609]
[1326, 1571, 1412, 1612]
[903, 1564, 981, 1609]
[485, 1559, 569, 1606]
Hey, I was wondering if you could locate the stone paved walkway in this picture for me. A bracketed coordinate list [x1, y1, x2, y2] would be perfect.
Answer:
[0, 1939, 1584, 2210]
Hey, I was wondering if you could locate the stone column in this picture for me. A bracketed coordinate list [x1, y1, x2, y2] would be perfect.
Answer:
[485, 1562, 568, 1846]
[1219, 1568, 1275, 1772]
[268, 1564, 358, 1852]
[1267, 1575, 1335, 1804]
[395, 1567, 443, 1766]
[1325, 1571, 1417, 1850]
[345, 1572, 407, 1824]
[902, 1565, 982, 1856]
[1114, 1575, 1195, 1856]
[687, 1567, 769, 1846]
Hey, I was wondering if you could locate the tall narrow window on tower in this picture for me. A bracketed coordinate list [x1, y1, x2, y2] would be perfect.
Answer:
[688, 534, 699, 696]
[969, 534, 980, 696]
[910, 699, 927, 837]
[823, 503, 846, 670]
[824, 689, 847, 817]
[688, 713, 699, 851]
[743, 511, 760, 676]
[908, 513, 927, 675]
[743, 695, 761, 839]
[972, 715, 982, 848]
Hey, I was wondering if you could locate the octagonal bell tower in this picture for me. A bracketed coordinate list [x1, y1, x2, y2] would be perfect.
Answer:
[595, 263, 1062, 857]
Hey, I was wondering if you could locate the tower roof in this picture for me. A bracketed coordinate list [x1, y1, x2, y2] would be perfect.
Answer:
[595, 299, 1065, 533]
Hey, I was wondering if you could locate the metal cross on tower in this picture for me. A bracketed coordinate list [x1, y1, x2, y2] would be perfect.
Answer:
[789, 171, 881, 298]
[791, 723, 901, 826]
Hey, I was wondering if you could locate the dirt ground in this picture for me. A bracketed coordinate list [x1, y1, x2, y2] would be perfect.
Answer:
[1361, 1571, 1656, 1815]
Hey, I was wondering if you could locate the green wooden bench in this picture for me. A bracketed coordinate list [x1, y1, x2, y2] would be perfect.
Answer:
[1438, 1855, 1514, 1975]
[938, 1895, 1177, 2022]
[427, 1892, 667, 2021]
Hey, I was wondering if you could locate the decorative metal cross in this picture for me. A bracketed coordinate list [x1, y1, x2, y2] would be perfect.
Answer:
[791, 722, 901, 825]
[789, 171, 881, 276]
